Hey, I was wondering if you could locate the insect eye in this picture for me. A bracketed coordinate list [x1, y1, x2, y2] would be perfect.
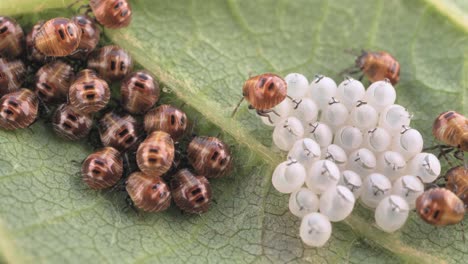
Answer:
[0, 26, 7, 34]
[220, 158, 227, 166]
[180, 116, 185, 125]
[258, 77, 266, 88]
[138, 73, 148, 80]
[8, 100, 18, 108]
[433, 209, 440, 219]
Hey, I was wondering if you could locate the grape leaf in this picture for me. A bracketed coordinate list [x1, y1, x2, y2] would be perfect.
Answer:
[0, 0, 466, 263]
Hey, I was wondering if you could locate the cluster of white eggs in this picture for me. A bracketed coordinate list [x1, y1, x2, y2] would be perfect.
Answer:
[262, 74, 442, 247]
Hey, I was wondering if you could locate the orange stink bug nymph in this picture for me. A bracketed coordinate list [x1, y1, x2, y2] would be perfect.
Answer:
[136, 131, 175, 177]
[82, 147, 123, 189]
[126, 171, 171, 213]
[90, 0, 132, 29]
[171, 169, 212, 214]
[446, 166, 468, 206]
[33, 17, 82, 57]
[432, 111, 468, 154]
[344, 50, 400, 85]
[416, 188, 464, 226]
[232, 73, 288, 120]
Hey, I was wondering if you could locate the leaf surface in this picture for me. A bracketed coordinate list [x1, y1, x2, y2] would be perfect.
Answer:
[0, 0, 467, 263]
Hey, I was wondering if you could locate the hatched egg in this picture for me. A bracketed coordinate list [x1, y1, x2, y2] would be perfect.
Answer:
[391, 175, 424, 209]
[365, 79, 396, 112]
[407, 153, 441, 183]
[391, 126, 423, 160]
[289, 188, 319, 218]
[285, 73, 309, 98]
[306, 160, 340, 194]
[322, 144, 347, 170]
[288, 138, 321, 166]
[300, 212, 332, 247]
[339, 170, 363, 198]
[306, 122, 333, 148]
[362, 127, 392, 153]
[309, 75, 337, 109]
[347, 148, 376, 177]
[319, 185, 355, 222]
[378, 104, 411, 133]
[349, 101, 378, 130]
[336, 77, 365, 110]
[376, 151, 406, 181]
[272, 117, 304, 151]
[322, 97, 349, 128]
[260, 97, 293, 126]
[289, 98, 319, 127]
[361, 173, 392, 209]
[272, 159, 306, 193]
[333, 126, 363, 152]
[375, 195, 409, 233]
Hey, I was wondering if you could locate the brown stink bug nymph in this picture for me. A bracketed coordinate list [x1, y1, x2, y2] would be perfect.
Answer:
[144, 104, 187, 140]
[82, 147, 123, 189]
[52, 104, 93, 140]
[121, 71, 160, 114]
[416, 188, 465, 226]
[90, 0, 132, 29]
[171, 169, 212, 214]
[0, 58, 26, 96]
[35, 61, 74, 103]
[0, 89, 38, 130]
[187, 136, 232, 178]
[99, 111, 139, 152]
[87, 45, 133, 82]
[69, 69, 110, 114]
[0, 16, 24, 58]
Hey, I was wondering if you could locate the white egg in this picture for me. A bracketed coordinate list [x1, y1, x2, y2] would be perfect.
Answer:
[375, 195, 409, 233]
[289, 188, 319, 218]
[391, 175, 424, 209]
[365, 80, 396, 112]
[376, 151, 406, 181]
[391, 126, 424, 160]
[272, 117, 304, 151]
[260, 98, 293, 126]
[336, 77, 365, 110]
[285, 73, 309, 99]
[288, 138, 321, 166]
[378, 104, 411, 134]
[289, 98, 319, 128]
[362, 127, 392, 153]
[347, 148, 376, 177]
[309, 75, 337, 109]
[322, 97, 349, 128]
[349, 102, 378, 130]
[306, 160, 340, 194]
[305, 122, 333, 148]
[334, 126, 363, 152]
[300, 212, 332, 247]
[339, 170, 363, 198]
[322, 144, 348, 170]
[271, 159, 306, 194]
[407, 153, 441, 183]
[319, 185, 355, 222]
[361, 173, 392, 209]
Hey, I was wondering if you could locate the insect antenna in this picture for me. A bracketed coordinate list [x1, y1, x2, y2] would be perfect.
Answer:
[231, 97, 244, 117]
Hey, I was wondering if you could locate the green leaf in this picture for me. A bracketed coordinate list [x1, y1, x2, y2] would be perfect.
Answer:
[0, 0, 467, 263]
